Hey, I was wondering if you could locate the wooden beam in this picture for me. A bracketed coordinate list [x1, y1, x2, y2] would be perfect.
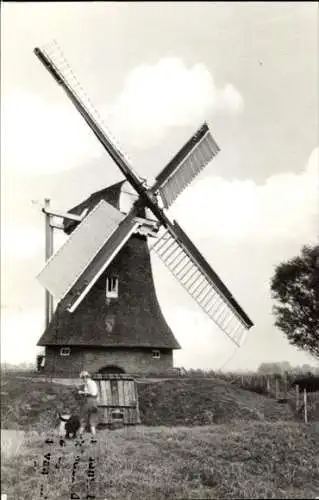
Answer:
[44, 199, 54, 327]
[133, 217, 160, 237]
[42, 207, 84, 222]
[133, 216, 159, 227]
[49, 221, 65, 230]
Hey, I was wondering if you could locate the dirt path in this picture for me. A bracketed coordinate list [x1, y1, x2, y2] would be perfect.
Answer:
[16, 375, 173, 385]
[1, 429, 26, 461]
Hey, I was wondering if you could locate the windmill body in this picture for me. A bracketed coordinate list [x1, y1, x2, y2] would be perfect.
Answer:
[34, 42, 253, 377]
[37, 182, 180, 376]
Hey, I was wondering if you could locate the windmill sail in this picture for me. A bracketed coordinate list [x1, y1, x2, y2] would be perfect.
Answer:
[150, 221, 253, 346]
[34, 45, 150, 206]
[153, 124, 220, 209]
[63, 212, 140, 313]
[37, 200, 126, 303]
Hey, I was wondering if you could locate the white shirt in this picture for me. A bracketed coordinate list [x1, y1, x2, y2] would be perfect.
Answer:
[83, 378, 98, 397]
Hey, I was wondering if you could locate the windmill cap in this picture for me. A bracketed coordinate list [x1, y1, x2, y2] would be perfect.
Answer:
[80, 371, 90, 378]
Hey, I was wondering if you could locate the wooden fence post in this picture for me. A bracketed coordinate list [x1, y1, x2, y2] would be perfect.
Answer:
[266, 377, 271, 397]
[304, 389, 308, 424]
[275, 379, 279, 400]
[283, 372, 288, 399]
[296, 384, 300, 411]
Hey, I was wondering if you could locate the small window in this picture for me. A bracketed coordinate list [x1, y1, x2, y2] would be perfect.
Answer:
[111, 410, 124, 422]
[106, 276, 119, 299]
[152, 349, 160, 359]
[105, 316, 115, 333]
[60, 347, 71, 357]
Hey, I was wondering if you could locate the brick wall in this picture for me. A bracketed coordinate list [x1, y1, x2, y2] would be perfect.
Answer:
[44, 346, 173, 376]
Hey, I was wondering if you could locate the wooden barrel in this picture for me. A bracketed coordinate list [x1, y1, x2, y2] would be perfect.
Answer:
[92, 373, 141, 426]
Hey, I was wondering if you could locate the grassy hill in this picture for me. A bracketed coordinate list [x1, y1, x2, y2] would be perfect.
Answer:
[1, 371, 319, 499]
[1, 372, 299, 431]
[137, 377, 299, 425]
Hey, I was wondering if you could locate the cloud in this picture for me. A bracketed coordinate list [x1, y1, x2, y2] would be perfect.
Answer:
[2, 90, 102, 175]
[2, 59, 243, 176]
[172, 147, 318, 243]
[108, 58, 244, 148]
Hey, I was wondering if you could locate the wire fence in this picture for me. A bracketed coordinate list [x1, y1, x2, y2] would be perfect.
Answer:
[171, 367, 319, 423]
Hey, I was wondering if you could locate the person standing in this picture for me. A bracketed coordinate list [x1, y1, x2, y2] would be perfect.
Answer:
[78, 371, 99, 442]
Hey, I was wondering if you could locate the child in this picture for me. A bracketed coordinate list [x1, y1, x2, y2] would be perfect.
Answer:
[77, 371, 99, 443]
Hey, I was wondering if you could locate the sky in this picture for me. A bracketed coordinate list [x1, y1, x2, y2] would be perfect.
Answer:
[1, 2, 318, 371]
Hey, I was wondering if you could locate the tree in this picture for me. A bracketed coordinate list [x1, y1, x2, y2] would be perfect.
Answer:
[270, 244, 319, 358]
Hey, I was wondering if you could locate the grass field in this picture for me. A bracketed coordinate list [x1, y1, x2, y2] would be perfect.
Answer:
[2, 422, 319, 499]
[1, 370, 319, 499]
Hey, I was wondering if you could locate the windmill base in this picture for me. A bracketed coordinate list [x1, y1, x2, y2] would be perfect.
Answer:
[41, 346, 176, 377]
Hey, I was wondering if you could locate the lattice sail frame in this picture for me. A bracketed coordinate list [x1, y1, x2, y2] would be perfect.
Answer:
[38, 41, 116, 149]
[153, 123, 220, 209]
[150, 224, 252, 347]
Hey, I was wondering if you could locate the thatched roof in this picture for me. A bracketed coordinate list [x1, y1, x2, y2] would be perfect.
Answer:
[63, 181, 126, 234]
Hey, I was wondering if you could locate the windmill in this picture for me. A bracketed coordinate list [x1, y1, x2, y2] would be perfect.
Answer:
[34, 42, 253, 376]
